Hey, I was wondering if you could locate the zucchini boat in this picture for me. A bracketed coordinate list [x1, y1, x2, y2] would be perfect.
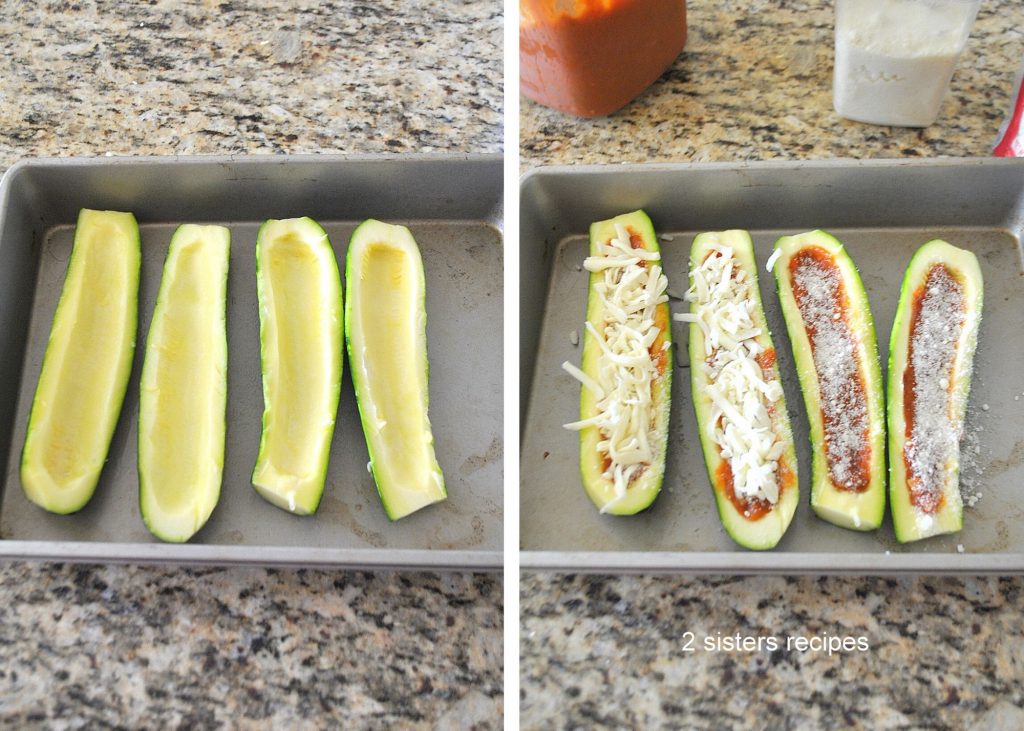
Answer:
[677, 230, 798, 550]
[562, 210, 671, 515]
[252, 217, 343, 515]
[346, 220, 446, 520]
[21, 209, 140, 514]
[888, 239, 983, 543]
[138, 225, 230, 543]
[772, 231, 886, 531]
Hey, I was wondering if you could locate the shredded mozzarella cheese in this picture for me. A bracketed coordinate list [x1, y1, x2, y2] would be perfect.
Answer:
[678, 239, 786, 506]
[563, 223, 668, 512]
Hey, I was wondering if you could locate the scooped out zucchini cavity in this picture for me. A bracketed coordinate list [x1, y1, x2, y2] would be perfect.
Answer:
[252, 217, 343, 515]
[888, 239, 983, 543]
[138, 225, 230, 543]
[345, 219, 446, 520]
[771, 230, 886, 531]
[561, 210, 671, 515]
[677, 230, 798, 550]
[21, 209, 140, 514]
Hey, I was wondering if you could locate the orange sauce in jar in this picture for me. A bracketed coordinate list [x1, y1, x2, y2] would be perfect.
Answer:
[520, 0, 688, 117]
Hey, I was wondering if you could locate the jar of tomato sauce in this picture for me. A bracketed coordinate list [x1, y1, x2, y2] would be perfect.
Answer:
[520, 0, 688, 118]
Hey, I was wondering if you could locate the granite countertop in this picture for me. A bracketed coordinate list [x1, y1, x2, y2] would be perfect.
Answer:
[520, 0, 1024, 729]
[0, 2, 502, 728]
[522, 0, 1019, 166]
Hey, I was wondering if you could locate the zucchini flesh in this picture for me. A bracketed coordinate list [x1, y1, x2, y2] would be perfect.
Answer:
[566, 210, 670, 515]
[888, 239, 983, 543]
[345, 220, 445, 520]
[772, 231, 886, 531]
[252, 218, 343, 515]
[686, 231, 798, 550]
[138, 225, 229, 543]
[21, 209, 140, 514]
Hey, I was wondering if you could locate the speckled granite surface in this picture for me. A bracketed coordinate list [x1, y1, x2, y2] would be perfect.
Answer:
[521, 0, 1021, 166]
[521, 1, 1024, 729]
[2, 566, 501, 728]
[1, 1, 502, 158]
[0, 1, 502, 728]
[521, 575, 1024, 730]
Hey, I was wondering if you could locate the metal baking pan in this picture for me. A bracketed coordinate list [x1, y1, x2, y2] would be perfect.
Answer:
[520, 158, 1024, 573]
[0, 154, 503, 570]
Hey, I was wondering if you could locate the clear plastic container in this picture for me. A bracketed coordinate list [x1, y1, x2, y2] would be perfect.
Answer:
[833, 0, 980, 127]
[520, 0, 688, 118]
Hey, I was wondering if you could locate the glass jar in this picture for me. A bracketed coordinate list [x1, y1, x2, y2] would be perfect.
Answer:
[833, 0, 981, 127]
[520, 0, 689, 118]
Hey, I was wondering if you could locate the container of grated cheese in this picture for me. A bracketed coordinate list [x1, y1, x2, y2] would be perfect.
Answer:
[833, 0, 980, 127]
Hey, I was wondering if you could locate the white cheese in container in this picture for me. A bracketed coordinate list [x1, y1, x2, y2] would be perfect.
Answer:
[832, 0, 980, 127]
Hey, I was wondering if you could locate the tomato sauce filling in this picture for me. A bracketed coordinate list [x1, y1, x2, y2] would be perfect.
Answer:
[903, 264, 965, 513]
[697, 247, 789, 519]
[789, 247, 872, 492]
[718, 454, 794, 521]
[715, 346, 790, 521]
[625, 227, 669, 372]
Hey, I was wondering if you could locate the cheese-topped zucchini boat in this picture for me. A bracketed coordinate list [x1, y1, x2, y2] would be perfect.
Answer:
[888, 239, 983, 543]
[562, 210, 672, 515]
[676, 230, 798, 550]
[771, 231, 886, 531]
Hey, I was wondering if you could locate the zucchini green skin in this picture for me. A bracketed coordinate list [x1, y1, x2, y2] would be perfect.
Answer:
[577, 210, 671, 515]
[138, 225, 230, 543]
[888, 239, 983, 543]
[345, 219, 446, 520]
[252, 217, 343, 515]
[772, 230, 886, 531]
[21, 209, 140, 514]
[689, 230, 798, 550]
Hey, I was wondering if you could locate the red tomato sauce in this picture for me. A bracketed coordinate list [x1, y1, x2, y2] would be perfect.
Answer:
[520, 0, 688, 117]
[717, 457, 794, 521]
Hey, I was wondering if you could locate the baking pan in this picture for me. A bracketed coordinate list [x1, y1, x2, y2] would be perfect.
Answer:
[0, 154, 503, 570]
[520, 158, 1024, 573]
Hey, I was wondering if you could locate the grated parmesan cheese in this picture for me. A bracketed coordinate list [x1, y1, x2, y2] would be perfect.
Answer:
[790, 252, 871, 490]
[677, 239, 786, 506]
[563, 223, 668, 512]
[905, 265, 965, 514]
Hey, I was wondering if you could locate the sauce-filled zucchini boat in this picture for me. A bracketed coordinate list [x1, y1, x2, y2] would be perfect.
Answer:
[888, 239, 983, 543]
[676, 230, 798, 550]
[562, 210, 671, 515]
[771, 231, 886, 531]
